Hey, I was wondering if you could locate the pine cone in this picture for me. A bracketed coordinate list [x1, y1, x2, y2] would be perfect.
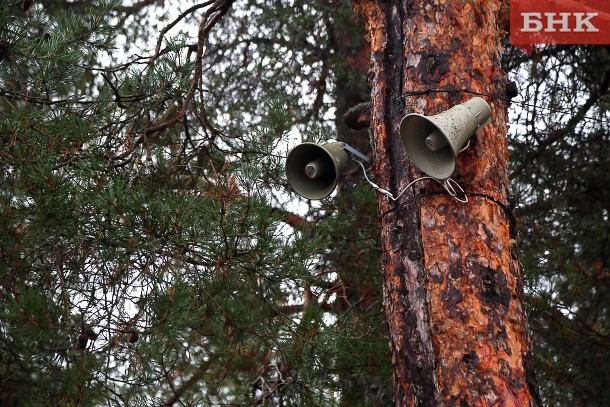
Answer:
[128, 332, 139, 344]
[77, 334, 88, 350]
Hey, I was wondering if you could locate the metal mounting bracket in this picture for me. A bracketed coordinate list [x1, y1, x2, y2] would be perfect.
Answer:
[339, 142, 371, 164]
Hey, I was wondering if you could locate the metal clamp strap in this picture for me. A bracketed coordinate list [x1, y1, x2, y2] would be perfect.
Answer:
[339, 142, 371, 163]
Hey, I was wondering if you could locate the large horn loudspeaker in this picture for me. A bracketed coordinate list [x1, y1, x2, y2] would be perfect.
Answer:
[399, 97, 491, 179]
[285, 142, 350, 199]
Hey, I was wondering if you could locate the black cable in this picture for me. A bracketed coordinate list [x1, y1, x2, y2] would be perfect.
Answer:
[465, 192, 519, 238]
[420, 189, 518, 238]
[401, 88, 609, 125]
[380, 192, 424, 220]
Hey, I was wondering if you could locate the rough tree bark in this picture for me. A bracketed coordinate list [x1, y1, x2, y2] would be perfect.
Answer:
[353, 1, 538, 405]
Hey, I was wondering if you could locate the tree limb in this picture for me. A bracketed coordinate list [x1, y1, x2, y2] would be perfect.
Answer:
[512, 65, 610, 178]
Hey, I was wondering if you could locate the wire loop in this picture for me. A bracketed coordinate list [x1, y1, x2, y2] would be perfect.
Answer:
[354, 159, 468, 203]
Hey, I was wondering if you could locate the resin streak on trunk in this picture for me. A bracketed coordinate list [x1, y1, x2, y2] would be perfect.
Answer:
[354, 1, 439, 405]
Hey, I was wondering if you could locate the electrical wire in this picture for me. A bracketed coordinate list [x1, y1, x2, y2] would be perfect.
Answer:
[354, 159, 468, 203]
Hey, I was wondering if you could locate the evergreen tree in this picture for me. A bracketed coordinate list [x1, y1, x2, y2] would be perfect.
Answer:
[504, 44, 610, 406]
[0, 1, 608, 405]
[0, 1, 391, 405]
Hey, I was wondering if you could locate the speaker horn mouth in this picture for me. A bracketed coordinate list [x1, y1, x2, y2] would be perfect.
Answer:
[400, 114, 456, 179]
[285, 142, 349, 199]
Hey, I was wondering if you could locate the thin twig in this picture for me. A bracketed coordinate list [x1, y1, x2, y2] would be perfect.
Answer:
[150, 1, 217, 63]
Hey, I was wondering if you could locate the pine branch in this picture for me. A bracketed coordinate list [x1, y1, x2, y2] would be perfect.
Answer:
[150, 1, 216, 63]
[161, 359, 216, 407]
[343, 102, 371, 130]
[116, 0, 235, 161]
[512, 65, 610, 178]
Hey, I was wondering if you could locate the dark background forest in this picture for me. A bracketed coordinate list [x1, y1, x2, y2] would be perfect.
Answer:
[0, 1, 608, 405]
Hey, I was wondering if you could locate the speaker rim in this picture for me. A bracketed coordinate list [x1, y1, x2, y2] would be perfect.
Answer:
[285, 142, 342, 199]
[400, 113, 457, 179]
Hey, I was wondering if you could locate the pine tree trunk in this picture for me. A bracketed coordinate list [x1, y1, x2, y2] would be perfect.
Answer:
[353, 1, 537, 405]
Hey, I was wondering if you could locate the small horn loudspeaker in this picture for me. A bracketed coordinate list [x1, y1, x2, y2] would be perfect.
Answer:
[399, 97, 491, 179]
[285, 142, 350, 199]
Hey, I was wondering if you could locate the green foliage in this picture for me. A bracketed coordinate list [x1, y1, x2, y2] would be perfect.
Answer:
[0, 1, 390, 405]
[506, 44, 610, 406]
[1, 1, 606, 406]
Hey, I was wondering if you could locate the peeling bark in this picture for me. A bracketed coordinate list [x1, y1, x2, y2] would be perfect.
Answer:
[353, 0, 535, 405]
